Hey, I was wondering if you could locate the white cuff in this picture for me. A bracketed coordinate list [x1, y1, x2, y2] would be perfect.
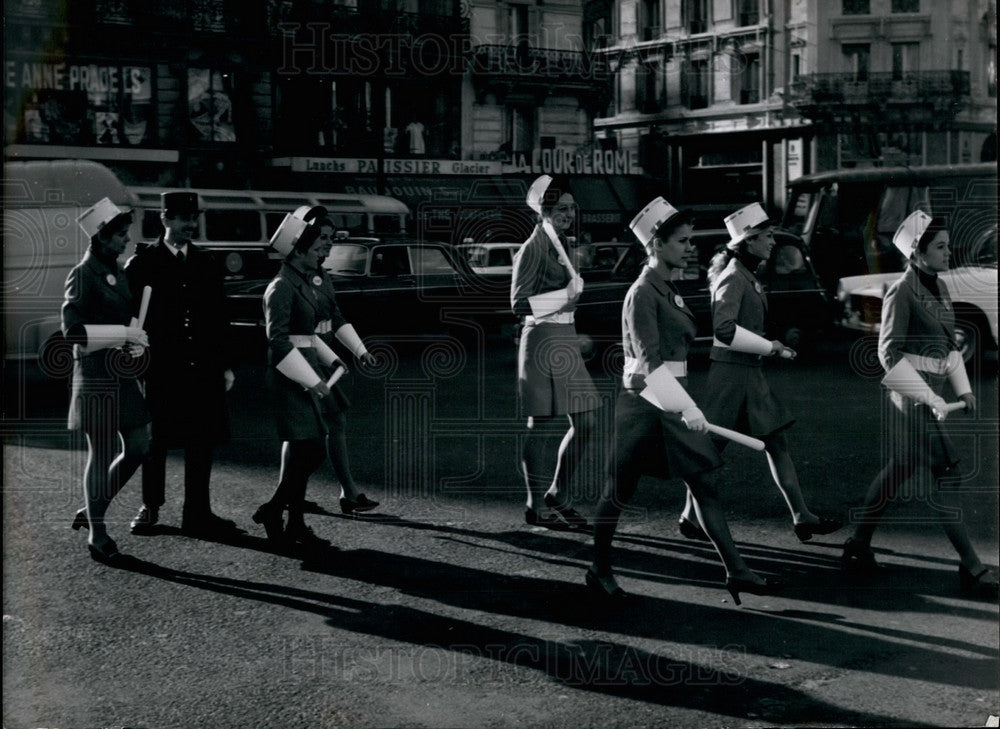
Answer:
[639, 363, 697, 412]
[882, 358, 944, 408]
[335, 323, 368, 358]
[945, 351, 972, 397]
[528, 288, 571, 318]
[312, 335, 340, 368]
[81, 324, 127, 353]
[275, 348, 322, 388]
[730, 325, 774, 355]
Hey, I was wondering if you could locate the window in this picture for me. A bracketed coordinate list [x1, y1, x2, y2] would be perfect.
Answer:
[204, 211, 261, 242]
[635, 63, 659, 112]
[842, 0, 870, 14]
[188, 68, 236, 142]
[685, 58, 710, 108]
[371, 246, 411, 276]
[737, 0, 759, 26]
[411, 247, 457, 275]
[642, 0, 661, 41]
[842, 44, 870, 81]
[509, 2, 529, 41]
[323, 244, 369, 275]
[737, 52, 761, 104]
[684, 0, 708, 34]
[891, 42, 919, 81]
[506, 104, 535, 155]
[891, 0, 918, 11]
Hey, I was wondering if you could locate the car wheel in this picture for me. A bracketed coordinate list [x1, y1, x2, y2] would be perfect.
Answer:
[953, 321, 978, 365]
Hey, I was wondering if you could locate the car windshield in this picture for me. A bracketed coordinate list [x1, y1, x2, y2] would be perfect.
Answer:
[323, 244, 368, 274]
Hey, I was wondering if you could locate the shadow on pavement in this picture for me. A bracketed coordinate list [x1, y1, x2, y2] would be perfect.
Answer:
[102, 552, 932, 728]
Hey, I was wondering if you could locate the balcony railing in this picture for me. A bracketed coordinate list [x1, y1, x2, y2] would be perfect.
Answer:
[789, 71, 970, 106]
[469, 44, 610, 82]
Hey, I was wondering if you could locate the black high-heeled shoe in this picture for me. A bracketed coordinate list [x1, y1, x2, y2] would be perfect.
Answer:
[340, 493, 379, 515]
[841, 537, 881, 574]
[252, 503, 285, 542]
[87, 537, 120, 563]
[71, 509, 88, 531]
[525, 509, 570, 532]
[793, 516, 843, 542]
[543, 493, 590, 530]
[725, 575, 784, 606]
[678, 517, 710, 542]
[959, 565, 999, 598]
[585, 568, 626, 598]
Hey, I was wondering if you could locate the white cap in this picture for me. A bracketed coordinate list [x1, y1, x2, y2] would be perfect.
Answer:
[269, 213, 310, 258]
[629, 196, 682, 246]
[724, 202, 772, 249]
[292, 204, 327, 223]
[77, 197, 131, 238]
[526, 174, 553, 214]
[892, 210, 933, 258]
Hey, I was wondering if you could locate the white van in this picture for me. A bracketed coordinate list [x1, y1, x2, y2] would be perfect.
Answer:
[127, 187, 411, 280]
[3, 159, 131, 367]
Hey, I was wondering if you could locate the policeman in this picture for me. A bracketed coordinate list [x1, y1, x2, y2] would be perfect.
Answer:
[124, 191, 237, 537]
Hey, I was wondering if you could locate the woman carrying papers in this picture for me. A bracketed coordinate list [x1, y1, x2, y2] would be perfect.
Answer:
[680, 202, 841, 544]
[510, 175, 598, 531]
[63, 198, 151, 562]
[841, 212, 997, 597]
[251, 213, 348, 549]
[294, 206, 379, 516]
[587, 197, 780, 603]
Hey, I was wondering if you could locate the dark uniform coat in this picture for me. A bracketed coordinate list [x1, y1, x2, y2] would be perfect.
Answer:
[311, 265, 351, 414]
[878, 264, 961, 471]
[62, 250, 150, 432]
[124, 239, 230, 446]
[264, 262, 331, 440]
[510, 224, 599, 417]
[703, 256, 794, 440]
[613, 266, 723, 481]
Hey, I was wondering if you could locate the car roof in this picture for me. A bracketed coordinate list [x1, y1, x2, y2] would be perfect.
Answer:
[787, 162, 996, 189]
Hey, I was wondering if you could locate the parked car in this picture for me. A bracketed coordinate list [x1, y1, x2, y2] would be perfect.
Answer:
[457, 241, 521, 275]
[781, 162, 997, 296]
[223, 237, 511, 360]
[573, 227, 833, 351]
[836, 226, 998, 363]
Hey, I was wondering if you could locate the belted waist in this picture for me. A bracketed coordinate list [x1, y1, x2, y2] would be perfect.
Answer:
[624, 357, 687, 378]
[288, 334, 315, 347]
[315, 319, 333, 335]
[525, 312, 574, 326]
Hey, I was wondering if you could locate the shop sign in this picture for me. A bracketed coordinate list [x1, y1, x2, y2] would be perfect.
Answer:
[501, 148, 640, 176]
[289, 157, 502, 175]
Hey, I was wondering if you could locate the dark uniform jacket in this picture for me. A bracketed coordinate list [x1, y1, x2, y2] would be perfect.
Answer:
[710, 257, 769, 366]
[264, 262, 329, 440]
[61, 250, 149, 431]
[621, 266, 697, 391]
[124, 238, 230, 444]
[510, 224, 573, 318]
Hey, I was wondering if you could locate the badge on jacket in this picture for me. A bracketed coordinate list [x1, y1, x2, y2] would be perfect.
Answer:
[674, 294, 685, 309]
[312, 275, 323, 286]
[106, 273, 117, 286]
[754, 282, 763, 294]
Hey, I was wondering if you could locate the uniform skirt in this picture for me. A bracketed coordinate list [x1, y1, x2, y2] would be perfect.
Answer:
[885, 390, 960, 472]
[702, 361, 794, 441]
[610, 389, 723, 481]
[69, 375, 150, 434]
[517, 321, 600, 417]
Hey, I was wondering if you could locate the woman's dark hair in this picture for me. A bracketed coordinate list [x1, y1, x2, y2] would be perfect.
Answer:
[538, 175, 572, 217]
[292, 223, 321, 254]
[89, 211, 133, 247]
[706, 244, 741, 290]
[915, 216, 947, 254]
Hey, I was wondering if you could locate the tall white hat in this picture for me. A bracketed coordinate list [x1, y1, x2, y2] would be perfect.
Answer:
[629, 196, 683, 246]
[892, 210, 933, 258]
[723, 202, 772, 249]
[526, 174, 553, 214]
[76, 197, 131, 238]
[269, 213, 310, 258]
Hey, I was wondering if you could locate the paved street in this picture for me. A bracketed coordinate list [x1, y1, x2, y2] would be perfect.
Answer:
[3, 334, 998, 728]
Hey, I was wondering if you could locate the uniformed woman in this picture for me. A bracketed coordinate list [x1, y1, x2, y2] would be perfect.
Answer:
[511, 175, 599, 530]
[251, 213, 344, 548]
[588, 198, 780, 603]
[294, 205, 379, 515]
[680, 202, 841, 542]
[64, 198, 150, 561]
[842, 211, 997, 597]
